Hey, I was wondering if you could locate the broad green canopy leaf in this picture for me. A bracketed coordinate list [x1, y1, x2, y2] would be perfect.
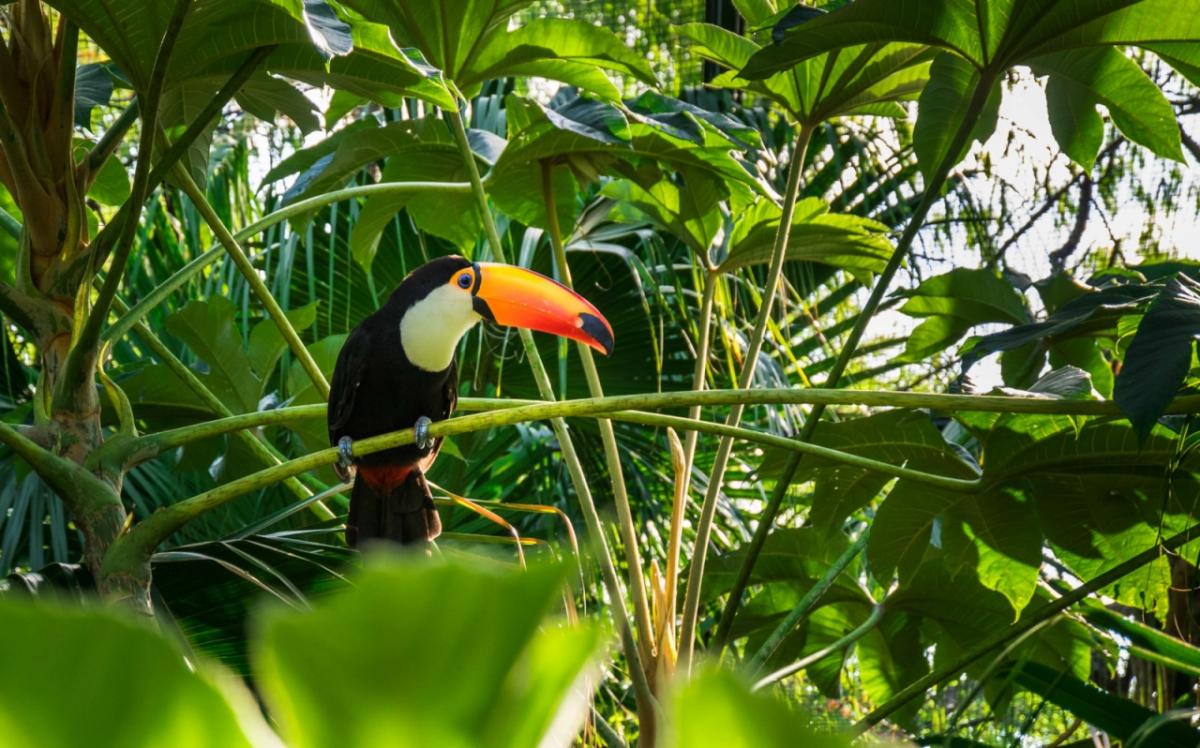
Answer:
[256, 556, 607, 748]
[678, 20, 933, 125]
[0, 600, 264, 747]
[742, 0, 1198, 172]
[336, 0, 656, 100]
[664, 667, 851, 748]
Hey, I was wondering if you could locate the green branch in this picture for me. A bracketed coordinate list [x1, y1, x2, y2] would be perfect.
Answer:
[100, 395, 984, 583]
[107, 388, 1200, 465]
[853, 522, 1200, 733]
[679, 122, 814, 665]
[173, 164, 330, 399]
[540, 159, 656, 662]
[0, 421, 119, 517]
[716, 72, 1002, 649]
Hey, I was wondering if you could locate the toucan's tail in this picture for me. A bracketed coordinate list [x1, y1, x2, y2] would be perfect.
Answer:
[346, 469, 442, 547]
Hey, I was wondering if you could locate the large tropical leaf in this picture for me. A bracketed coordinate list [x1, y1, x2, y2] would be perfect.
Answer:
[336, 0, 655, 99]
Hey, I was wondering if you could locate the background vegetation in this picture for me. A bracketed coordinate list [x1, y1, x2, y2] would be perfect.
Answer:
[1, 0, 1199, 745]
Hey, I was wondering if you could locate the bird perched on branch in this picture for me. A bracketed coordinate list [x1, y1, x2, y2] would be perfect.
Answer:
[327, 255, 613, 546]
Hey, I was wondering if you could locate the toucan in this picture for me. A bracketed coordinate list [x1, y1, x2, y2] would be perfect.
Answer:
[327, 255, 614, 546]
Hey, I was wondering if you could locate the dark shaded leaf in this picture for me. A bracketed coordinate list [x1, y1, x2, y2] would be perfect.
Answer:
[1114, 274, 1200, 442]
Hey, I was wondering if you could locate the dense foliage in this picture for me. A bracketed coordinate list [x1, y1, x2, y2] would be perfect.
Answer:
[1, 0, 1199, 745]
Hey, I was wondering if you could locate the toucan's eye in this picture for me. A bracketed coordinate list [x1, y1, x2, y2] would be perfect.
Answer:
[457, 273, 472, 289]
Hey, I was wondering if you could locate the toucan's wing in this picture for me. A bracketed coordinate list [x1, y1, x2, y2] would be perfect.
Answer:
[327, 324, 372, 441]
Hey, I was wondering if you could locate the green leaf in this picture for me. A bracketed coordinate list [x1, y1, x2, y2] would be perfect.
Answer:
[350, 149, 480, 267]
[73, 138, 131, 206]
[337, 1, 653, 99]
[1021, 0, 1200, 59]
[463, 18, 657, 96]
[703, 527, 869, 609]
[889, 556, 1093, 682]
[247, 301, 320, 382]
[283, 118, 456, 205]
[719, 202, 894, 275]
[965, 282, 1160, 366]
[869, 481, 961, 584]
[664, 667, 852, 748]
[760, 410, 979, 533]
[486, 95, 630, 231]
[160, 79, 220, 189]
[255, 555, 607, 748]
[165, 298, 261, 413]
[913, 52, 1002, 182]
[1114, 275, 1200, 442]
[680, 22, 932, 124]
[1045, 71, 1106, 171]
[741, 0, 984, 78]
[0, 599, 263, 747]
[1148, 41, 1200, 87]
[74, 63, 115, 130]
[235, 71, 321, 133]
[1006, 661, 1200, 746]
[856, 612, 929, 729]
[602, 177, 723, 258]
[897, 268, 1029, 360]
[262, 118, 380, 186]
[1031, 47, 1184, 164]
[948, 486, 1042, 616]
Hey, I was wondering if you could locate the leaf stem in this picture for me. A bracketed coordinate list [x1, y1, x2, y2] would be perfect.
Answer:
[540, 159, 656, 665]
[680, 270, 717, 510]
[447, 104, 659, 723]
[715, 72, 1001, 649]
[173, 164, 330, 399]
[678, 121, 815, 666]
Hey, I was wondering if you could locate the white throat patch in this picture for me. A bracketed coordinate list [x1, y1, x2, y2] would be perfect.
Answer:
[399, 284, 481, 372]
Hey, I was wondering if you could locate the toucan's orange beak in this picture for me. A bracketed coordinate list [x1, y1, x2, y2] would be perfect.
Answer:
[471, 262, 614, 355]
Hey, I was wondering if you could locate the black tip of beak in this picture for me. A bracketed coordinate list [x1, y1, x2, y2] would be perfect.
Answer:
[580, 313, 614, 356]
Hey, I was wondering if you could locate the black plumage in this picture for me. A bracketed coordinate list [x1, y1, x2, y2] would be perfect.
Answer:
[327, 256, 469, 546]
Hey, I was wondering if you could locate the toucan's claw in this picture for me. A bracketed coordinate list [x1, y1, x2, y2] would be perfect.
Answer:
[335, 436, 355, 483]
[414, 416, 434, 450]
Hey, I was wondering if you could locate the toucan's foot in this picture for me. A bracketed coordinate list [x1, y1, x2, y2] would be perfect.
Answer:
[414, 416, 434, 450]
[336, 436, 355, 483]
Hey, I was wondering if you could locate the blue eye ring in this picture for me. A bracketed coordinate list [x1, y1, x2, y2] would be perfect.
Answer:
[457, 273, 472, 289]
